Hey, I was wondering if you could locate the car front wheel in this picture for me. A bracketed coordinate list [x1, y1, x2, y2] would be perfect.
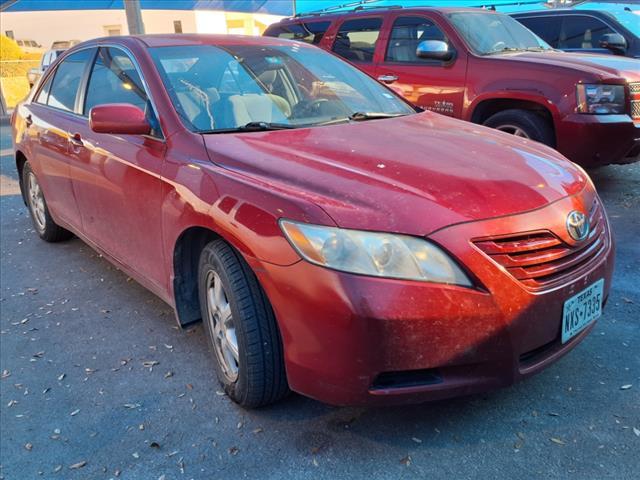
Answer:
[198, 239, 288, 408]
[22, 162, 72, 242]
[483, 109, 554, 147]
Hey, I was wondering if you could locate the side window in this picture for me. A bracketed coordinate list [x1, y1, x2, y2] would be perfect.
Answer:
[517, 16, 563, 48]
[266, 21, 331, 45]
[84, 47, 148, 114]
[47, 49, 94, 112]
[560, 16, 614, 49]
[332, 18, 382, 63]
[386, 16, 447, 63]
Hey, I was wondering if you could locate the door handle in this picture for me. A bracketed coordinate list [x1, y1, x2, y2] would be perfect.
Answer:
[69, 133, 84, 147]
[25, 114, 33, 127]
[377, 74, 398, 84]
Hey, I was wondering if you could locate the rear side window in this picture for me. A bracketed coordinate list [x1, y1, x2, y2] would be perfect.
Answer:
[332, 17, 382, 63]
[47, 49, 94, 112]
[265, 21, 331, 45]
[84, 47, 148, 114]
[386, 16, 447, 62]
[559, 15, 615, 49]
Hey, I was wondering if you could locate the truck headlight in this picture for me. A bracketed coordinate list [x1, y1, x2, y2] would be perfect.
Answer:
[280, 220, 472, 286]
[576, 84, 625, 114]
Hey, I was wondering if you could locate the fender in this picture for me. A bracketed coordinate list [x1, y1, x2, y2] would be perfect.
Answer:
[464, 90, 562, 124]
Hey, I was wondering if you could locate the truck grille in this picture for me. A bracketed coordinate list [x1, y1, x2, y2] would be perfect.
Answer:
[630, 82, 640, 119]
[473, 199, 608, 291]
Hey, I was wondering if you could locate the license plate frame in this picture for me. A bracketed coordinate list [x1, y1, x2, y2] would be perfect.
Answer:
[562, 279, 604, 344]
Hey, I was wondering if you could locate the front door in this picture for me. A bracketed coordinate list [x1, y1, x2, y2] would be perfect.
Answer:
[375, 14, 468, 117]
[66, 46, 167, 288]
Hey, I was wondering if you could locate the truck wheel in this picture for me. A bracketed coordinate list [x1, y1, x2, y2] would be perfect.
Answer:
[483, 109, 555, 147]
[22, 162, 72, 242]
[198, 239, 289, 408]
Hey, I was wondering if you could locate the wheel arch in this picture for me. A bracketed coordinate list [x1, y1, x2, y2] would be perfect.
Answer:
[171, 225, 221, 327]
[15, 149, 28, 204]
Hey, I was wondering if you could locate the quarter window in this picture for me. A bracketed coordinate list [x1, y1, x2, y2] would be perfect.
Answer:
[386, 16, 447, 62]
[47, 49, 94, 112]
[266, 21, 331, 45]
[332, 18, 382, 63]
[84, 47, 148, 114]
[35, 73, 53, 104]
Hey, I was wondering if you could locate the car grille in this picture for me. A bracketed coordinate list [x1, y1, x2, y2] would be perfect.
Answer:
[473, 199, 608, 291]
[630, 82, 640, 119]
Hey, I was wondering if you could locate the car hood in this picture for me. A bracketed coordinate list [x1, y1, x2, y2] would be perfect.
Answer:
[202, 112, 588, 236]
[495, 51, 640, 82]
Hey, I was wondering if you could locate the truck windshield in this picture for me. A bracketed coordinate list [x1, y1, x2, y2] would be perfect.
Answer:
[448, 12, 553, 55]
[150, 43, 415, 133]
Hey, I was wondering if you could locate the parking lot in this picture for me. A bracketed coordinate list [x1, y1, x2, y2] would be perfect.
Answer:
[0, 122, 638, 479]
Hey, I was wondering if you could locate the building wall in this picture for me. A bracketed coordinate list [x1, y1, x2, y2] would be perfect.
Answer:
[1, 9, 282, 48]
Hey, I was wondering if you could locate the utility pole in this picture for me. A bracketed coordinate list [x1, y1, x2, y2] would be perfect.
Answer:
[124, 0, 145, 35]
[292, 0, 296, 16]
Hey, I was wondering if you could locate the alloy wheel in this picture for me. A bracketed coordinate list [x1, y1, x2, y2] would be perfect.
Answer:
[205, 270, 239, 382]
[495, 124, 530, 138]
[27, 172, 46, 232]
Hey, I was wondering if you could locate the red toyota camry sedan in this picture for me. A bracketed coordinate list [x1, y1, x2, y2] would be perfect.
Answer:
[11, 35, 614, 408]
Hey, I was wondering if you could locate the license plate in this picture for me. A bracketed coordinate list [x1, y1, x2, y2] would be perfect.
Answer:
[562, 279, 604, 344]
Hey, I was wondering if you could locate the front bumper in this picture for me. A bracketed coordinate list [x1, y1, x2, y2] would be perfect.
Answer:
[250, 193, 615, 406]
[556, 114, 640, 167]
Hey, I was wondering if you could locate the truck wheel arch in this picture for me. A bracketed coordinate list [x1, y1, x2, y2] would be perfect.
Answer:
[469, 97, 557, 141]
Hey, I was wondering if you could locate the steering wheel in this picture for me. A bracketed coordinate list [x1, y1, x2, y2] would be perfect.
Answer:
[293, 98, 330, 117]
[490, 41, 507, 52]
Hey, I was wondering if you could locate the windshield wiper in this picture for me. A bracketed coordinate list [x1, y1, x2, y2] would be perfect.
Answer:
[348, 112, 406, 121]
[486, 47, 523, 55]
[202, 121, 297, 134]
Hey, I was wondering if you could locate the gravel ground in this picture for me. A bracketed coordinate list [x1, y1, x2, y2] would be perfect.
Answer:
[0, 123, 638, 480]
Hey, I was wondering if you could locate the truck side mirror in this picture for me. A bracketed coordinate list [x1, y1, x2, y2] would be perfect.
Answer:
[416, 40, 454, 61]
[599, 33, 627, 54]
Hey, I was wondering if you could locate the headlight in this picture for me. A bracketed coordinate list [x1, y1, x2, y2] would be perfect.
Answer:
[576, 84, 625, 114]
[280, 220, 472, 286]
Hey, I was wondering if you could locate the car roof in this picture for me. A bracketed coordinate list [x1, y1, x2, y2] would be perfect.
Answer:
[72, 34, 309, 49]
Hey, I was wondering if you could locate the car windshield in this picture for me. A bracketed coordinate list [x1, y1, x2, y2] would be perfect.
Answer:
[448, 12, 553, 55]
[150, 43, 415, 133]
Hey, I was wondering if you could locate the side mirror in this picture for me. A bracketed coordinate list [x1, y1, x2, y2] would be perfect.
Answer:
[599, 33, 627, 54]
[416, 40, 453, 61]
[89, 103, 151, 135]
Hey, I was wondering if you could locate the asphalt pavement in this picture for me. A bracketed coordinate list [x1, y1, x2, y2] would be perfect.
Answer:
[0, 123, 638, 480]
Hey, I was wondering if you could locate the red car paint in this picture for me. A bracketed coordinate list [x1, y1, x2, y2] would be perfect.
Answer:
[12, 35, 614, 406]
[265, 7, 640, 167]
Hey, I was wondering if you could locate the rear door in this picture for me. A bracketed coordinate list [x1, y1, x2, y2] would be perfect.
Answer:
[26, 48, 96, 229]
[65, 46, 167, 287]
[374, 13, 467, 117]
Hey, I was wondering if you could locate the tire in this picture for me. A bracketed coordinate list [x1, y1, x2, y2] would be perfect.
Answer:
[483, 109, 555, 147]
[22, 162, 72, 242]
[198, 239, 289, 408]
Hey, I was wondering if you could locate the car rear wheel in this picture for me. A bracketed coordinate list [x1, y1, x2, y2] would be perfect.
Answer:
[198, 239, 289, 408]
[22, 162, 72, 242]
[483, 109, 554, 147]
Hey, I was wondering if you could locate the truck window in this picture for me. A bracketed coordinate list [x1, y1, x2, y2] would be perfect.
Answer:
[559, 15, 615, 49]
[265, 21, 331, 45]
[332, 18, 382, 63]
[517, 16, 563, 48]
[386, 16, 447, 62]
